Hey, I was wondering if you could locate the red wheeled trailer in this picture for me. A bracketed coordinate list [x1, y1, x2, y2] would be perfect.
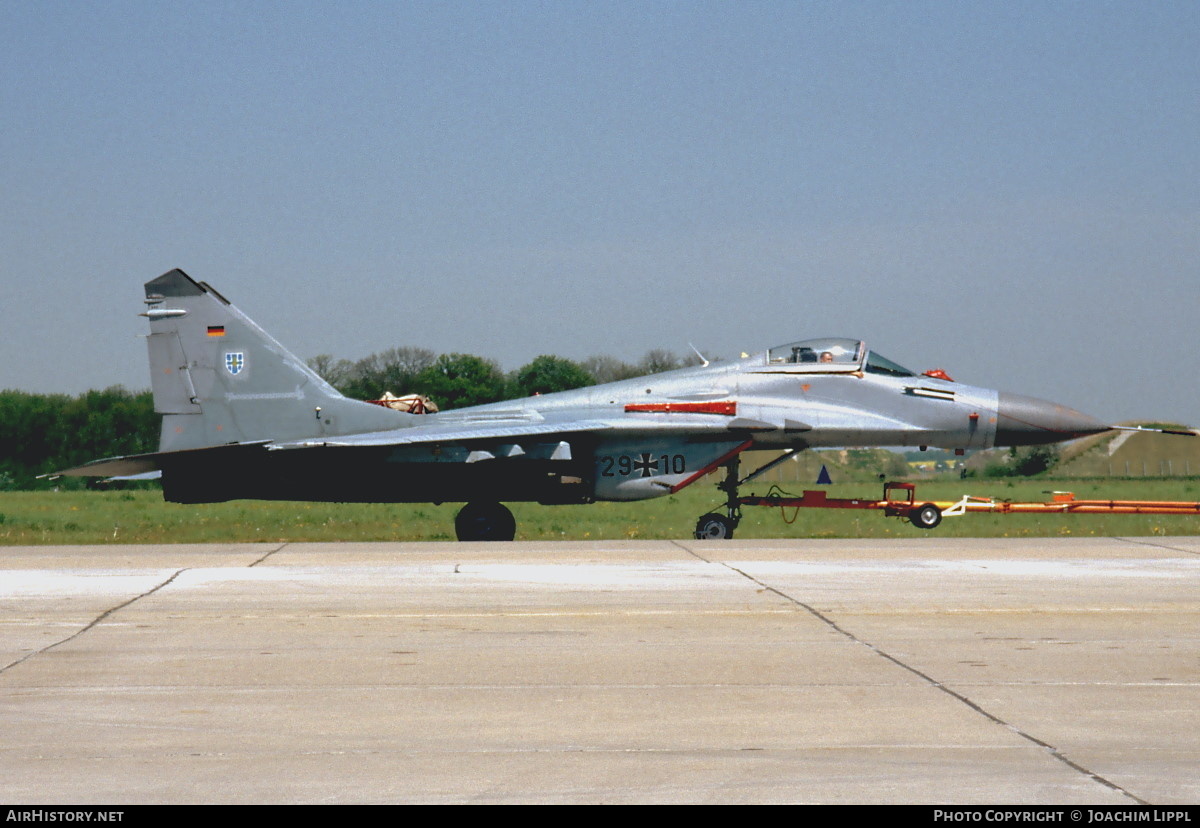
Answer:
[736, 482, 1200, 531]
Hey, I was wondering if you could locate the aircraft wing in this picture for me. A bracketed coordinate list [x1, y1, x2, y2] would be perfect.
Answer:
[262, 412, 760, 503]
[261, 397, 778, 451]
[55, 411, 750, 477]
[265, 418, 617, 450]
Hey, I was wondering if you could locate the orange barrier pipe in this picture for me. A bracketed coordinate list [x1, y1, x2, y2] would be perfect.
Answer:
[739, 484, 1200, 521]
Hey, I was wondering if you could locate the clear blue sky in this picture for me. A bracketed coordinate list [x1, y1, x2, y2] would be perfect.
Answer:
[2, 1, 1197, 424]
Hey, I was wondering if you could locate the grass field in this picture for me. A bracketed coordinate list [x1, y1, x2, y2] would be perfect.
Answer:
[3, 476, 1200, 544]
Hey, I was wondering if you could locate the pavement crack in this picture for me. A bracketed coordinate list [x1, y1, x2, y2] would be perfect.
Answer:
[670, 538, 712, 562]
[0, 568, 188, 677]
[1111, 536, 1200, 556]
[716, 559, 1150, 806]
[248, 542, 291, 567]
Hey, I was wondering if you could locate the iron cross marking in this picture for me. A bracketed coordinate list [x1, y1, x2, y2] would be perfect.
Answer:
[632, 453, 659, 478]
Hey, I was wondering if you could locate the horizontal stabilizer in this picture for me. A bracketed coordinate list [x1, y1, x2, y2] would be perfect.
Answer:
[49, 441, 271, 478]
[49, 453, 162, 478]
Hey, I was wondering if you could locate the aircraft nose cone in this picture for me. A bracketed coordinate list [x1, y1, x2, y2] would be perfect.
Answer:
[995, 391, 1111, 446]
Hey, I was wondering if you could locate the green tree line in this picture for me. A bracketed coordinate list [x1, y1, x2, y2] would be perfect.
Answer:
[0, 387, 158, 490]
[306, 347, 700, 407]
[0, 348, 698, 489]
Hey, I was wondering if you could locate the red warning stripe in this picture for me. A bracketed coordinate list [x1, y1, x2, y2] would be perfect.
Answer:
[624, 401, 737, 415]
[669, 440, 753, 494]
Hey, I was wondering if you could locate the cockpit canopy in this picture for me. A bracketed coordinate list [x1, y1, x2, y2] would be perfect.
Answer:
[768, 337, 862, 366]
[766, 338, 916, 377]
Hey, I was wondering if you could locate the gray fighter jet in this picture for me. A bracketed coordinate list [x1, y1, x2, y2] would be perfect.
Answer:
[61, 269, 1135, 540]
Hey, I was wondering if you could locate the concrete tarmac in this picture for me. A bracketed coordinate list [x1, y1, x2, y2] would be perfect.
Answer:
[1, 537, 1198, 804]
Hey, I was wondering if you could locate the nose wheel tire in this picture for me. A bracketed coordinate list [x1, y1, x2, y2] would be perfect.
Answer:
[455, 501, 516, 541]
[695, 513, 737, 540]
[909, 503, 942, 530]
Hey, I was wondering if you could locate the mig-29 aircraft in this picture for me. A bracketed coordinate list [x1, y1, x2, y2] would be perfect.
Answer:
[60, 268, 1138, 540]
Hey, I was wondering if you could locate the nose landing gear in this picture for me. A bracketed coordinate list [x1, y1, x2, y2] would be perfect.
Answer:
[693, 453, 757, 540]
[691, 448, 804, 540]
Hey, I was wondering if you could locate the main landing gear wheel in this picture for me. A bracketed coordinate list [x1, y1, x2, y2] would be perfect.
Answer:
[695, 513, 737, 540]
[454, 501, 516, 541]
[909, 503, 942, 530]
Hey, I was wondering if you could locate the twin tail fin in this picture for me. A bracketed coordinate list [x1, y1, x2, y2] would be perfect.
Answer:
[143, 269, 404, 452]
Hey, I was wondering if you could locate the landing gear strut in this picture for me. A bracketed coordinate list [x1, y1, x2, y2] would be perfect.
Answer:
[455, 501, 516, 541]
[693, 448, 805, 540]
[693, 456, 744, 540]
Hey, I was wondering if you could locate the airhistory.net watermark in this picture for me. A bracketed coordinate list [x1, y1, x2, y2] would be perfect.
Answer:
[6, 812, 123, 823]
[933, 812, 1192, 824]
